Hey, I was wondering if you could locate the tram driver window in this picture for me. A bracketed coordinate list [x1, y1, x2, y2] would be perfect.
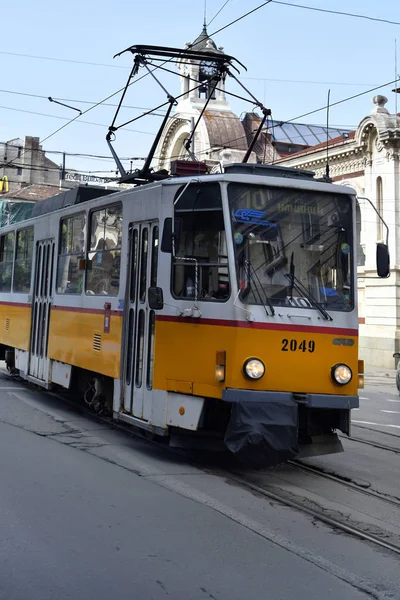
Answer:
[86, 204, 122, 296]
[172, 183, 229, 301]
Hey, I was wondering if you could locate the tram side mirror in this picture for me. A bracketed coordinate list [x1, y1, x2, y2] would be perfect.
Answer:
[376, 243, 390, 278]
[148, 287, 164, 310]
[161, 217, 182, 253]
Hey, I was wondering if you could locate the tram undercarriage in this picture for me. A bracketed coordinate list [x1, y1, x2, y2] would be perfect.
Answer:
[3, 345, 352, 468]
[161, 393, 349, 466]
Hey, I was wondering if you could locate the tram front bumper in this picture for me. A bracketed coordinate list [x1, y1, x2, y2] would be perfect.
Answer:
[222, 389, 358, 467]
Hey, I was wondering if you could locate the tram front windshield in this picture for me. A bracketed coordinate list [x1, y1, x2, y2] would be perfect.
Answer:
[228, 183, 354, 311]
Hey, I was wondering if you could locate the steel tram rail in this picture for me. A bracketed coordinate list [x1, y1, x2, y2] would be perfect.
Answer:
[4, 368, 400, 558]
[288, 459, 400, 508]
[216, 470, 400, 557]
[339, 427, 400, 455]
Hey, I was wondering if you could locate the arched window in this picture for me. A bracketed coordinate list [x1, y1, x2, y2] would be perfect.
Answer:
[170, 132, 191, 162]
[376, 176, 383, 240]
[356, 200, 365, 267]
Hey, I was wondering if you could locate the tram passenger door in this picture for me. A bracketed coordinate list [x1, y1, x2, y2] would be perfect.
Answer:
[123, 222, 158, 420]
[29, 239, 55, 382]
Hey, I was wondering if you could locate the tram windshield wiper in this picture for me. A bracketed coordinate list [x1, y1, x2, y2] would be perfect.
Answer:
[285, 259, 332, 321]
[242, 259, 275, 317]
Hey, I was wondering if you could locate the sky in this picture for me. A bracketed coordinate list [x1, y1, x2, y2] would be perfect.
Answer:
[1, 0, 399, 178]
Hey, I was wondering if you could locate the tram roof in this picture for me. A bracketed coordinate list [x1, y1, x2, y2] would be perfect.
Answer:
[161, 163, 357, 197]
[22, 164, 356, 223]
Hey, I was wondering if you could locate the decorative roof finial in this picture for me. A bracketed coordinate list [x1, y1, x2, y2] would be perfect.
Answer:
[371, 95, 389, 115]
[204, 0, 207, 29]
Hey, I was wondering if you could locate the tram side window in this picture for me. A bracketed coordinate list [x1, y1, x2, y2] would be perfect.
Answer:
[172, 183, 229, 302]
[57, 213, 86, 294]
[150, 226, 159, 287]
[0, 231, 15, 292]
[86, 204, 122, 296]
[13, 227, 34, 293]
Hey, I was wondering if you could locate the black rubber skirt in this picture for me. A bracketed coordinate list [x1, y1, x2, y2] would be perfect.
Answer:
[224, 397, 299, 467]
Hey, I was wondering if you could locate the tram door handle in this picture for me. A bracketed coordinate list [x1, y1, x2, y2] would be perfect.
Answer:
[104, 302, 111, 333]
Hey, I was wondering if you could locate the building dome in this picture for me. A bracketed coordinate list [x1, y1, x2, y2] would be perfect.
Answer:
[190, 25, 223, 54]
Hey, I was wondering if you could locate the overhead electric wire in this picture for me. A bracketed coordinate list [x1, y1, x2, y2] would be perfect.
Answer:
[207, 0, 232, 26]
[4, 73, 393, 172]
[0, 88, 159, 111]
[0, 51, 127, 70]
[0, 105, 155, 134]
[271, 1, 400, 26]
[284, 76, 400, 125]
[0, 141, 151, 163]
[0, 65, 382, 88]
[0, 158, 127, 173]
[174, 75, 400, 161]
[241, 76, 378, 87]
[0, 0, 396, 97]
[8, 0, 393, 174]
[0, 162, 132, 174]
[107, 1, 274, 132]
[202, 0, 272, 39]
[1, 0, 275, 174]
[0, 88, 360, 127]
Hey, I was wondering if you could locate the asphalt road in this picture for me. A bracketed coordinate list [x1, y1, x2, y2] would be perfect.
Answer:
[1, 376, 400, 600]
[354, 376, 400, 435]
[0, 386, 373, 600]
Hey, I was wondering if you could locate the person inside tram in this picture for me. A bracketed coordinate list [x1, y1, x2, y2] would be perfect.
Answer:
[86, 238, 118, 296]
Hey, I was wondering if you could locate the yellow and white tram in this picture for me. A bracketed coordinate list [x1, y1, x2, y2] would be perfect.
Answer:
[0, 163, 390, 465]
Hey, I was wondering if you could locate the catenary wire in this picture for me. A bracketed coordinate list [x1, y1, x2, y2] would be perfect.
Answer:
[170, 76, 400, 161]
[271, 1, 400, 26]
[0, 1, 275, 172]
[3, 3, 397, 171]
[207, 0, 232, 26]
[0, 88, 360, 129]
[0, 105, 155, 135]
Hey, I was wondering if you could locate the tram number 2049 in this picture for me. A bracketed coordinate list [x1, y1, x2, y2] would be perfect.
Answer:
[281, 339, 316, 353]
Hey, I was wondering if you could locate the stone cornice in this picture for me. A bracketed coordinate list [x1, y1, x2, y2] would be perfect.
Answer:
[280, 144, 367, 178]
[279, 105, 400, 173]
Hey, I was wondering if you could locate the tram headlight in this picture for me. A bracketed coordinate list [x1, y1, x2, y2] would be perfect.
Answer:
[243, 358, 265, 380]
[331, 363, 352, 386]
